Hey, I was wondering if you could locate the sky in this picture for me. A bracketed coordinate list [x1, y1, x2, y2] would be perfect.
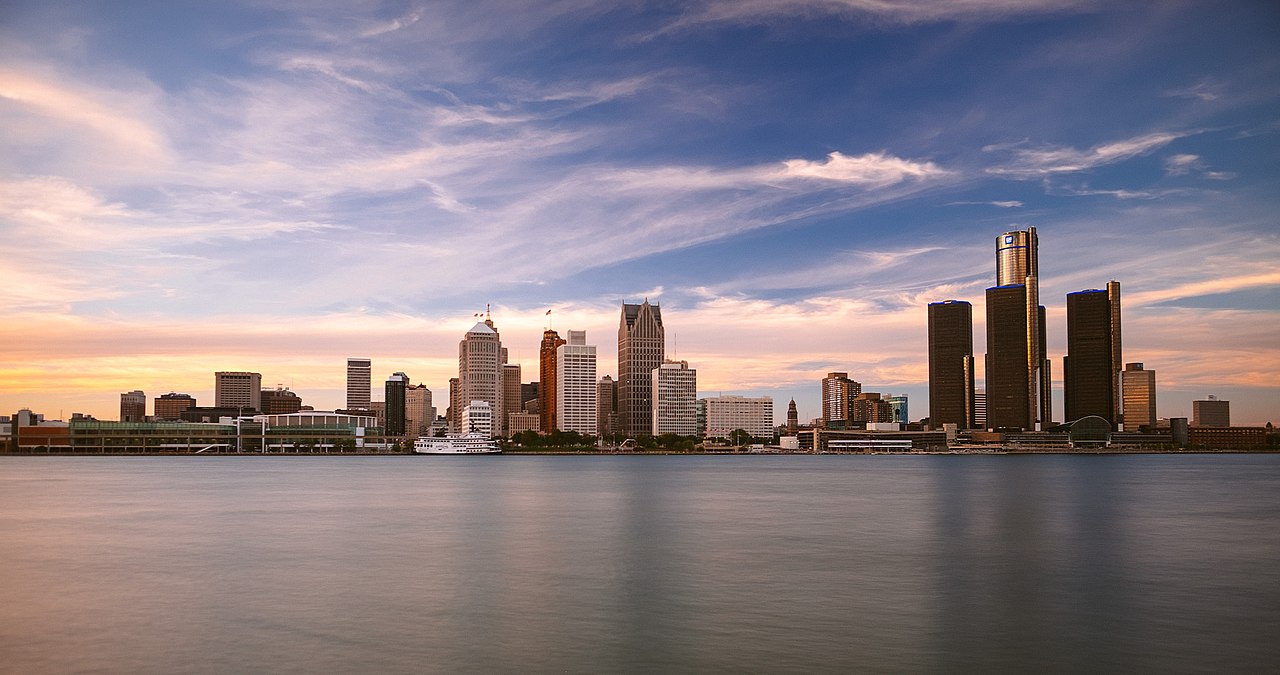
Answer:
[2, 0, 1278, 426]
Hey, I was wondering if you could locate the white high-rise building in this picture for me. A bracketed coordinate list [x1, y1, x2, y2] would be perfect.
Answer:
[462, 400, 493, 437]
[652, 360, 697, 436]
[458, 318, 502, 435]
[215, 371, 262, 411]
[346, 358, 372, 410]
[557, 330, 598, 436]
[702, 395, 774, 440]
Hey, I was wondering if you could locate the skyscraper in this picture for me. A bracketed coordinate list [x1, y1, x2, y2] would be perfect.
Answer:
[927, 300, 974, 429]
[385, 372, 408, 436]
[557, 330, 597, 436]
[987, 228, 1050, 430]
[821, 372, 860, 426]
[346, 358, 372, 410]
[502, 363, 522, 437]
[985, 284, 1032, 431]
[652, 360, 697, 436]
[597, 376, 618, 439]
[539, 329, 566, 432]
[447, 377, 461, 433]
[406, 383, 434, 438]
[1121, 363, 1156, 431]
[786, 399, 799, 435]
[215, 371, 262, 411]
[120, 390, 146, 423]
[458, 319, 503, 436]
[618, 300, 665, 436]
[1063, 282, 1122, 426]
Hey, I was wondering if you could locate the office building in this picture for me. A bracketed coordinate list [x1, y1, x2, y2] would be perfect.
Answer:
[260, 387, 302, 415]
[539, 330, 566, 432]
[557, 330, 597, 436]
[154, 392, 196, 421]
[927, 300, 974, 429]
[214, 371, 262, 411]
[462, 400, 493, 437]
[406, 384, 434, 438]
[618, 300, 665, 436]
[502, 364, 522, 437]
[346, 358, 372, 410]
[120, 390, 146, 423]
[852, 392, 893, 424]
[458, 318, 503, 435]
[821, 372, 860, 425]
[887, 395, 909, 425]
[1192, 396, 1230, 427]
[1063, 282, 1122, 427]
[988, 228, 1050, 430]
[787, 399, 799, 434]
[521, 383, 539, 412]
[652, 360, 696, 436]
[447, 377, 461, 434]
[702, 395, 774, 440]
[973, 390, 987, 430]
[1121, 363, 1156, 431]
[597, 376, 618, 438]
[507, 412, 541, 436]
[385, 372, 409, 436]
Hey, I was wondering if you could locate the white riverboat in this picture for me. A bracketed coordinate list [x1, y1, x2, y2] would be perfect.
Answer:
[413, 432, 501, 455]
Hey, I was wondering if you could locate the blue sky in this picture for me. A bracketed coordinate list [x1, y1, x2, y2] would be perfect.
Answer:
[2, 0, 1278, 425]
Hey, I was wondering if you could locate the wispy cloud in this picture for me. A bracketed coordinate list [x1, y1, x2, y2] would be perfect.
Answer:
[648, 0, 1098, 36]
[985, 131, 1188, 177]
[949, 200, 1023, 208]
[1163, 153, 1236, 180]
[1164, 78, 1224, 102]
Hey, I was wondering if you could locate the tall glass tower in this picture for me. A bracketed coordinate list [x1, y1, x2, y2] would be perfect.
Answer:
[987, 227, 1051, 430]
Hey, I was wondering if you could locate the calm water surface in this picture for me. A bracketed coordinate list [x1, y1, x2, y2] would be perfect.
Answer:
[2, 455, 1278, 673]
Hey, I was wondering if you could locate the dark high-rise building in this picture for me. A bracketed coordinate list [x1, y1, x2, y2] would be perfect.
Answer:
[1063, 282, 1122, 427]
[261, 387, 302, 415]
[539, 330, 566, 432]
[120, 390, 146, 423]
[1192, 396, 1230, 427]
[986, 284, 1032, 431]
[617, 300, 664, 436]
[988, 228, 1050, 429]
[786, 398, 799, 435]
[447, 377, 461, 433]
[597, 375, 618, 439]
[385, 372, 409, 436]
[154, 392, 196, 421]
[927, 300, 974, 429]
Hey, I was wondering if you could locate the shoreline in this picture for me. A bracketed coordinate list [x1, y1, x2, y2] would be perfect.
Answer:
[3, 449, 1276, 457]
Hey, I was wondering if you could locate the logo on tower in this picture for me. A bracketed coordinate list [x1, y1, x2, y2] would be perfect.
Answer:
[1004, 235, 1014, 244]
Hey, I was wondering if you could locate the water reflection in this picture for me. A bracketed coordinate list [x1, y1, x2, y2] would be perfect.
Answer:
[1, 456, 1278, 673]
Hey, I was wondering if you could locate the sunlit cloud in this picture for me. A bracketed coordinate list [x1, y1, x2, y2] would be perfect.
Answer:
[779, 151, 950, 186]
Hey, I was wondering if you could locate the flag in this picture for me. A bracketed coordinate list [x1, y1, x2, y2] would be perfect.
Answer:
[546, 309, 552, 315]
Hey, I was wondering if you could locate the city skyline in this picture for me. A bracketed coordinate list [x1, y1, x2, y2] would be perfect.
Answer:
[2, 2, 1278, 425]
